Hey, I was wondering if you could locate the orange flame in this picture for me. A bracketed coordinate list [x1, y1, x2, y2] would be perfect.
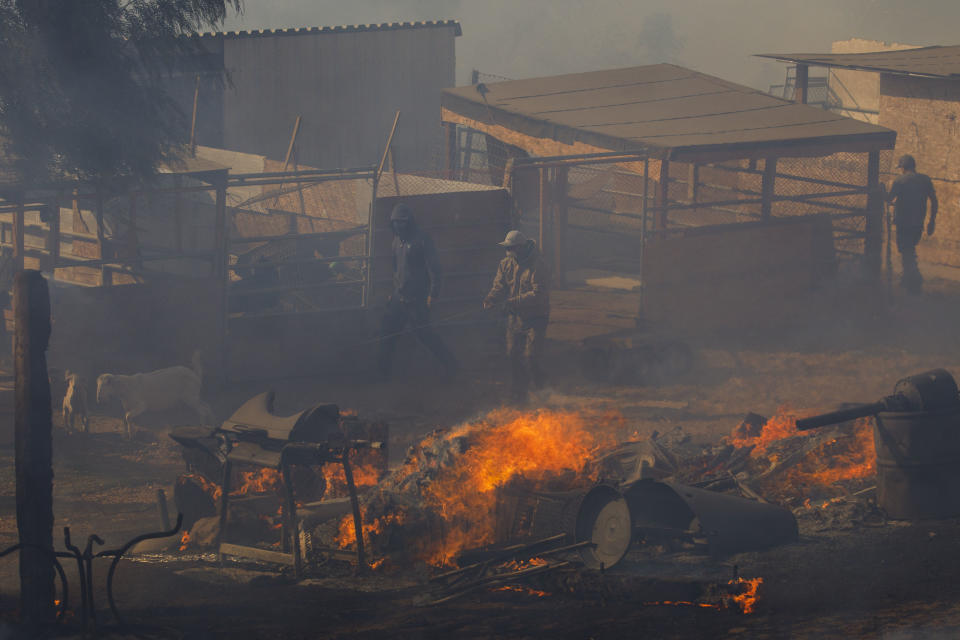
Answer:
[492, 584, 550, 597]
[231, 467, 282, 496]
[727, 407, 875, 489]
[178, 473, 222, 503]
[337, 408, 623, 567]
[728, 577, 763, 614]
[643, 600, 722, 610]
[322, 460, 381, 498]
[178, 530, 191, 551]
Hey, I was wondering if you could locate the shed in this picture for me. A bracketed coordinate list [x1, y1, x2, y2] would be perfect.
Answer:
[167, 21, 462, 171]
[757, 45, 960, 276]
[440, 64, 898, 332]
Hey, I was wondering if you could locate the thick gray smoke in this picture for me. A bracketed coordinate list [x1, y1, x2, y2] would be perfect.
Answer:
[225, 1, 960, 90]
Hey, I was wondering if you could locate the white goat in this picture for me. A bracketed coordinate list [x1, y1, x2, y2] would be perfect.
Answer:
[96, 351, 213, 438]
[62, 370, 89, 434]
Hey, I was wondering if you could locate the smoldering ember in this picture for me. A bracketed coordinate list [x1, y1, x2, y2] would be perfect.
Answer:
[7, 3, 960, 640]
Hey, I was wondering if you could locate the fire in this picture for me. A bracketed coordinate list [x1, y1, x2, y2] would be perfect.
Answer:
[179, 473, 222, 503]
[642, 577, 763, 614]
[643, 600, 722, 610]
[322, 458, 382, 498]
[728, 577, 763, 614]
[492, 584, 550, 597]
[179, 529, 191, 551]
[336, 407, 623, 567]
[727, 407, 875, 489]
[231, 467, 282, 496]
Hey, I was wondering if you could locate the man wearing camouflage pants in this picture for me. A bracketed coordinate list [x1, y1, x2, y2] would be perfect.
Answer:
[483, 230, 551, 404]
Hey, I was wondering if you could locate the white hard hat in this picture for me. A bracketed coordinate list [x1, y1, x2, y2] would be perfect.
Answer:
[498, 230, 528, 248]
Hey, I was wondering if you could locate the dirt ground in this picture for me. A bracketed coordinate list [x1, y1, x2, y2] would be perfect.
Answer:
[3, 274, 960, 638]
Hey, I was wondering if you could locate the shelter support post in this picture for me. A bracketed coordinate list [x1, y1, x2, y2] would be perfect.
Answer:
[554, 167, 568, 288]
[14, 270, 54, 629]
[687, 163, 699, 207]
[213, 175, 229, 384]
[655, 159, 670, 230]
[47, 196, 60, 272]
[794, 64, 809, 104]
[444, 123, 458, 180]
[13, 198, 24, 273]
[539, 167, 549, 253]
[865, 150, 883, 277]
[95, 186, 111, 287]
[761, 157, 778, 221]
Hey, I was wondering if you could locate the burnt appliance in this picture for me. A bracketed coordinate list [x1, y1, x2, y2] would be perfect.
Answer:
[170, 391, 387, 575]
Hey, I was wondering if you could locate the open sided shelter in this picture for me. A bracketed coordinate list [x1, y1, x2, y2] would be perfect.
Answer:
[440, 64, 897, 332]
[758, 45, 960, 275]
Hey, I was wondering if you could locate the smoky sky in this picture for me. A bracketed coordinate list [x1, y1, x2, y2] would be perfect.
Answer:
[224, 1, 960, 90]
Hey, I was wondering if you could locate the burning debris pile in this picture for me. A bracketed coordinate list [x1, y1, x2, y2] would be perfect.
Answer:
[321, 408, 627, 569]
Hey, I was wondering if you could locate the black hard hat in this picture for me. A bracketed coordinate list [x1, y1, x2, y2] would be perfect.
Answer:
[390, 203, 413, 222]
[897, 154, 916, 170]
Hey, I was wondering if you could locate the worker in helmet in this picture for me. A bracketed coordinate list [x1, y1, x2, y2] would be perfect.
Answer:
[377, 203, 458, 380]
[483, 230, 551, 404]
[882, 154, 938, 294]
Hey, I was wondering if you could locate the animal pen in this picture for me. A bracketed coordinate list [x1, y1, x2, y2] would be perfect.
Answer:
[0, 148, 510, 384]
[440, 63, 898, 333]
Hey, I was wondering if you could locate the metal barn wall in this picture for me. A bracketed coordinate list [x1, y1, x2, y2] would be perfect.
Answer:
[192, 26, 457, 172]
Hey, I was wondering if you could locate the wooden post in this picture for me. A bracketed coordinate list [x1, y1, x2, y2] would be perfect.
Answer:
[794, 64, 809, 104]
[95, 186, 111, 287]
[687, 163, 699, 207]
[128, 193, 139, 271]
[13, 198, 25, 273]
[213, 174, 229, 384]
[761, 157, 778, 221]
[865, 150, 883, 277]
[14, 270, 54, 629]
[444, 122, 458, 180]
[538, 167, 549, 254]
[47, 195, 60, 273]
[189, 74, 200, 155]
[655, 159, 670, 230]
[554, 166, 568, 289]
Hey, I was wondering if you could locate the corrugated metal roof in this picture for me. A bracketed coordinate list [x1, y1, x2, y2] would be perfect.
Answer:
[756, 45, 960, 78]
[184, 19, 462, 40]
[441, 64, 896, 161]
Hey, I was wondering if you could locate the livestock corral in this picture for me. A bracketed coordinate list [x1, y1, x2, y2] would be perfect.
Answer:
[4, 62, 960, 639]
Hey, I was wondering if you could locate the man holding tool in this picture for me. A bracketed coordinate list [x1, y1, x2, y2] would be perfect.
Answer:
[377, 203, 459, 380]
[483, 230, 551, 404]
[882, 154, 938, 295]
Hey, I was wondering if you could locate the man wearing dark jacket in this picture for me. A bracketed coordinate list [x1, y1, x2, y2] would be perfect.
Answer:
[377, 203, 458, 380]
[883, 154, 938, 294]
[483, 230, 551, 403]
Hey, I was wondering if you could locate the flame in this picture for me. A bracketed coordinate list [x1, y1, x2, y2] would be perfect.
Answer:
[322, 459, 382, 498]
[643, 600, 722, 610]
[178, 473, 222, 503]
[231, 467, 282, 496]
[727, 407, 875, 490]
[492, 584, 550, 597]
[178, 530, 191, 551]
[728, 577, 763, 614]
[337, 408, 623, 567]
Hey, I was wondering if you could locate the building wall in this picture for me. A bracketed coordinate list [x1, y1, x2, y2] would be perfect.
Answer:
[827, 39, 917, 124]
[175, 26, 458, 172]
[880, 74, 960, 270]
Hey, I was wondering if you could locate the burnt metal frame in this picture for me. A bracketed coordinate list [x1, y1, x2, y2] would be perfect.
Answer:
[216, 441, 368, 578]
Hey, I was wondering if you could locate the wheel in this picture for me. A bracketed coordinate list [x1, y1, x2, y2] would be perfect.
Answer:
[571, 485, 633, 570]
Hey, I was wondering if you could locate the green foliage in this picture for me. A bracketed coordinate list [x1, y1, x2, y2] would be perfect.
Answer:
[0, 0, 241, 185]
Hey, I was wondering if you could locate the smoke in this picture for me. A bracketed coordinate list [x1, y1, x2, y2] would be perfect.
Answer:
[225, 1, 960, 91]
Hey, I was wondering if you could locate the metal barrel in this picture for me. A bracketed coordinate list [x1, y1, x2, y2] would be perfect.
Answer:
[874, 406, 960, 520]
[796, 401, 887, 431]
